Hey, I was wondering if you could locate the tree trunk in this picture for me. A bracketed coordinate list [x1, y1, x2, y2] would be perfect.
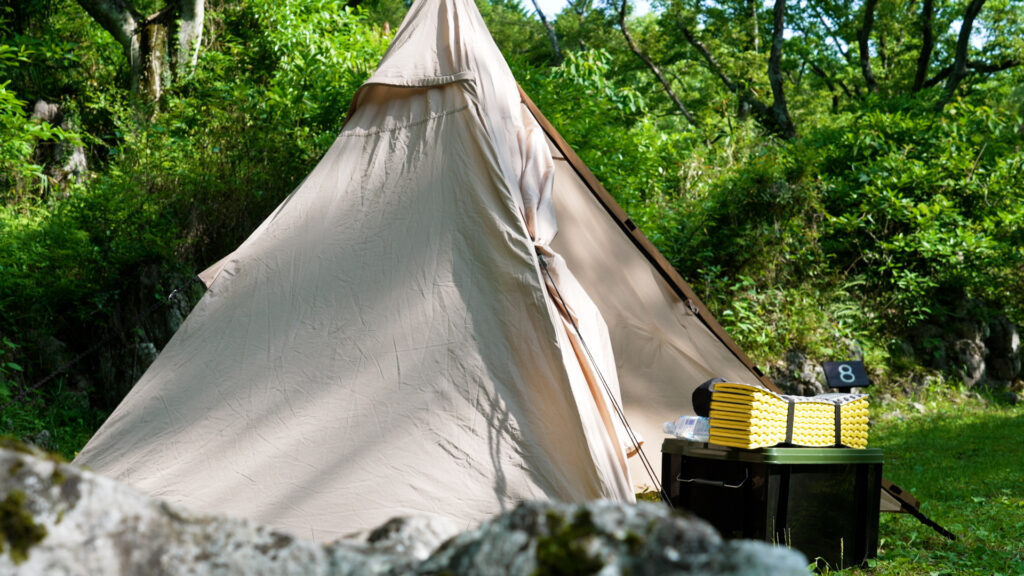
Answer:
[857, 0, 879, 92]
[808, 61, 841, 113]
[767, 0, 796, 138]
[75, 0, 204, 102]
[619, 0, 700, 127]
[681, 9, 795, 139]
[912, 0, 935, 91]
[140, 15, 169, 103]
[924, 0, 1018, 95]
[749, 0, 760, 53]
[175, 0, 204, 74]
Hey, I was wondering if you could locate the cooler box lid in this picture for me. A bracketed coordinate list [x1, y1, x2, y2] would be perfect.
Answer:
[663, 438, 883, 464]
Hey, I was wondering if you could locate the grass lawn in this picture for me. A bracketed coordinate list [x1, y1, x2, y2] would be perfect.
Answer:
[833, 388, 1024, 576]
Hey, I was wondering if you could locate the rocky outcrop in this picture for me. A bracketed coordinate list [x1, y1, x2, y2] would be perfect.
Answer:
[771, 302, 1022, 397]
[30, 100, 87, 187]
[905, 301, 1022, 391]
[770, 349, 828, 396]
[0, 442, 810, 575]
[984, 315, 1021, 389]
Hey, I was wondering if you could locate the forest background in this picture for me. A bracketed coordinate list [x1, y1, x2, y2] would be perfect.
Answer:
[0, 0, 1022, 458]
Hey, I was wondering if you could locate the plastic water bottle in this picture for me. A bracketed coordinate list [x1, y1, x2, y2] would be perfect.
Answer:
[663, 415, 710, 442]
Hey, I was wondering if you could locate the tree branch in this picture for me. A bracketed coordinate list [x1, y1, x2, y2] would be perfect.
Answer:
[807, 60, 839, 112]
[680, 25, 739, 93]
[808, 59, 853, 110]
[924, 64, 951, 87]
[967, 58, 1021, 74]
[925, 57, 1019, 89]
[943, 0, 987, 98]
[529, 0, 563, 65]
[810, 4, 851, 64]
[618, 0, 699, 127]
[75, 0, 140, 51]
[679, 5, 794, 138]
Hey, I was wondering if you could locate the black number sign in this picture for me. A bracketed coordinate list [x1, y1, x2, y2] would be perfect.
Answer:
[822, 360, 870, 390]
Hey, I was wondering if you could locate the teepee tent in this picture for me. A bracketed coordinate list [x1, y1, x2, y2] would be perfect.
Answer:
[75, 0, 770, 540]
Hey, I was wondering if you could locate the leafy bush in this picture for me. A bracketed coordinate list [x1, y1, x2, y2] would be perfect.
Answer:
[245, 0, 391, 134]
[811, 99, 1024, 327]
[699, 275, 874, 372]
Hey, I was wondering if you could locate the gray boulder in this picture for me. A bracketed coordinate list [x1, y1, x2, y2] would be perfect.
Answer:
[984, 315, 1021, 388]
[0, 443, 809, 575]
[771, 349, 826, 396]
[30, 99, 87, 186]
[906, 303, 1022, 391]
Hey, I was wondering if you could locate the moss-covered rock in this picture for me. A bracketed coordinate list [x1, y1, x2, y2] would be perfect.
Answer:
[420, 500, 810, 576]
[534, 508, 603, 575]
[0, 490, 48, 564]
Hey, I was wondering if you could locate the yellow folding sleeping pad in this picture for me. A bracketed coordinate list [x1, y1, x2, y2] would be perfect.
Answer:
[708, 382, 869, 449]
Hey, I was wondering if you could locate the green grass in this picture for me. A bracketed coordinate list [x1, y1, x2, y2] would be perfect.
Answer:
[831, 389, 1024, 576]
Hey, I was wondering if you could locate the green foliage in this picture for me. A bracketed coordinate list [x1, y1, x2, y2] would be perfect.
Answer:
[0, 337, 21, 403]
[521, 49, 647, 147]
[812, 99, 1024, 326]
[673, 131, 821, 281]
[245, 0, 391, 133]
[703, 276, 873, 373]
[0, 379, 100, 462]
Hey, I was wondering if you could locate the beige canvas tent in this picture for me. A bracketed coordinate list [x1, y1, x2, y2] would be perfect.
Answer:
[76, 0, 804, 541]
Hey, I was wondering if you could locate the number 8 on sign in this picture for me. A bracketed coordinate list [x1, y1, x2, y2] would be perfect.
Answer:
[822, 360, 870, 389]
[838, 363, 856, 384]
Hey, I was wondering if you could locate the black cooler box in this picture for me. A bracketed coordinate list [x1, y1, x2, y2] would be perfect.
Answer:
[662, 438, 882, 568]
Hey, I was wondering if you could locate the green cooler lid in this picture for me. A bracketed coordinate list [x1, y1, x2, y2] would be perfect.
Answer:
[662, 438, 883, 464]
